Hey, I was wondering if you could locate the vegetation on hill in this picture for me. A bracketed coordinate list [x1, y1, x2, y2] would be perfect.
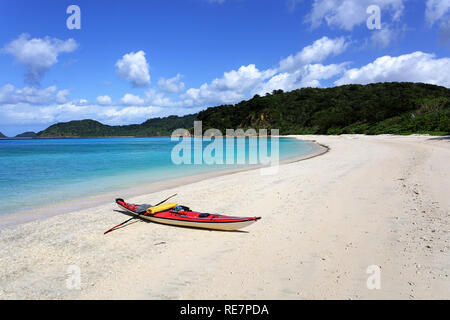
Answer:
[36, 82, 450, 137]
[15, 131, 37, 138]
[0, 132, 6, 138]
[197, 82, 450, 135]
[37, 115, 197, 137]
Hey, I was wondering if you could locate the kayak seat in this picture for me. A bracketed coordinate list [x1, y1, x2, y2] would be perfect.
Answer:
[136, 204, 153, 214]
[199, 213, 210, 218]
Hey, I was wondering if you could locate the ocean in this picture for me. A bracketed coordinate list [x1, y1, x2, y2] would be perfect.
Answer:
[0, 137, 317, 217]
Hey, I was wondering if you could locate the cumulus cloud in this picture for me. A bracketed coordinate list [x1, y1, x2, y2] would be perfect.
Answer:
[158, 74, 186, 93]
[439, 19, 450, 43]
[255, 73, 299, 95]
[119, 93, 145, 106]
[180, 61, 345, 106]
[179, 37, 349, 105]
[2, 34, 78, 86]
[306, 0, 405, 30]
[370, 26, 398, 48]
[145, 88, 181, 107]
[335, 52, 450, 87]
[116, 51, 150, 88]
[96, 95, 113, 105]
[0, 102, 161, 127]
[425, 0, 450, 44]
[0, 84, 70, 105]
[182, 64, 276, 105]
[297, 63, 348, 86]
[99, 106, 162, 124]
[279, 36, 348, 72]
[425, 0, 450, 26]
[256, 63, 347, 95]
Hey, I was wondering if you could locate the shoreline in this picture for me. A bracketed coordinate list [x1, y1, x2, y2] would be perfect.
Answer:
[0, 138, 327, 230]
[1, 134, 448, 300]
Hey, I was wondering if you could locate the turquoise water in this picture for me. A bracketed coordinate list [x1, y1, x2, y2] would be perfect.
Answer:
[0, 137, 316, 216]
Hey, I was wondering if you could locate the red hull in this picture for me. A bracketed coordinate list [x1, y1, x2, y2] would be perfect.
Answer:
[115, 199, 261, 230]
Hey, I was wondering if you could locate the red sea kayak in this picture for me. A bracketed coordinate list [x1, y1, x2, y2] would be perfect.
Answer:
[115, 198, 261, 231]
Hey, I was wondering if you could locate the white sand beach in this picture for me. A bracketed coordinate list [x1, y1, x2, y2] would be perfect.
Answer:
[0, 135, 449, 300]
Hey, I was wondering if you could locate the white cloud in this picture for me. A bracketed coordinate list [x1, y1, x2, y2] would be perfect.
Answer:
[279, 36, 348, 72]
[307, 0, 405, 30]
[0, 84, 70, 105]
[179, 37, 349, 104]
[145, 88, 181, 107]
[175, 36, 351, 106]
[255, 73, 298, 95]
[99, 106, 161, 124]
[256, 63, 347, 95]
[75, 99, 89, 105]
[425, 0, 450, 25]
[115, 51, 150, 88]
[119, 93, 145, 106]
[426, 0, 450, 43]
[56, 89, 70, 103]
[370, 26, 396, 48]
[298, 63, 348, 85]
[182, 64, 276, 105]
[0, 84, 17, 103]
[96, 95, 113, 105]
[2, 33, 78, 86]
[94, 90, 182, 109]
[0, 102, 161, 127]
[335, 51, 450, 87]
[439, 19, 450, 43]
[158, 74, 186, 93]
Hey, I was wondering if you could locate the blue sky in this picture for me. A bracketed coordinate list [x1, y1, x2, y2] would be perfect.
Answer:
[0, 0, 449, 136]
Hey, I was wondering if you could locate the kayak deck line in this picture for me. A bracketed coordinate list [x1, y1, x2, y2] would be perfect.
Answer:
[143, 214, 261, 223]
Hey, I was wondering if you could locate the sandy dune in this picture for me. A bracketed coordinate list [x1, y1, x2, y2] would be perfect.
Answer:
[0, 135, 449, 299]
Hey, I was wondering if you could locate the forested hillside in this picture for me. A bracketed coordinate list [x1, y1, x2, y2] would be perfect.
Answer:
[197, 82, 450, 135]
[36, 82, 450, 137]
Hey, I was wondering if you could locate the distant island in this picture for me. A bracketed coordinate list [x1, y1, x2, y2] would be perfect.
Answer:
[15, 132, 37, 138]
[38, 115, 197, 138]
[0, 131, 38, 138]
[16, 82, 450, 138]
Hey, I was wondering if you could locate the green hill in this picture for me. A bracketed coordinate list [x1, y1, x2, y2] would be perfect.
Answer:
[0, 132, 6, 138]
[36, 82, 450, 137]
[15, 131, 37, 138]
[197, 82, 450, 135]
[37, 115, 197, 137]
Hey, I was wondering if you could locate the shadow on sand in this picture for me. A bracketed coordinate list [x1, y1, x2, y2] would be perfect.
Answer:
[428, 136, 450, 141]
